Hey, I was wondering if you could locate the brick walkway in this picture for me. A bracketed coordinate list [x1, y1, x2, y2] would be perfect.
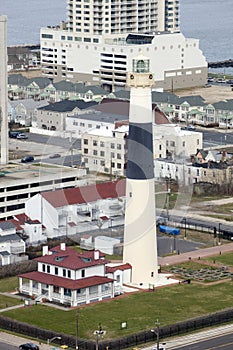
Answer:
[158, 241, 233, 266]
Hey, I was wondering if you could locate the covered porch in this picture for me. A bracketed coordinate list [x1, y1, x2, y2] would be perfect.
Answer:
[18, 272, 115, 307]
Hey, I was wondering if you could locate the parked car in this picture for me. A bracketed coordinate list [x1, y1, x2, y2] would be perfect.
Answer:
[9, 131, 21, 138]
[21, 156, 34, 163]
[184, 125, 196, 131]
[151, 344, 166, 350]
[16, 133, 28, 139]
[49, 153, 61, 159]
[19, 343, 39, 350]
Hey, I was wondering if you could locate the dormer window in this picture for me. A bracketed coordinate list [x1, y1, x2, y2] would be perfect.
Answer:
[81, 257, 92, 262]
[55, 256, 66, 262]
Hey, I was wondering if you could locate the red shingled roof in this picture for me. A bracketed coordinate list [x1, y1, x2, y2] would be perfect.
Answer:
[106, 263, 132, 273]
[14, 213, 30, 223]
[41, 179, 125, 208]
[19, 271, 114, 290]
[8, 219, 24, 231]
[36, 245, 108, 269]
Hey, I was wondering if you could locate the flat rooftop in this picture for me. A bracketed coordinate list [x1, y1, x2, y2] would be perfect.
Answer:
[0, 162, 85, 187]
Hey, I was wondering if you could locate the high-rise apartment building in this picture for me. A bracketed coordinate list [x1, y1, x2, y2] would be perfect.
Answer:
[40, 0, 207, 91]
[66, 0, 179, 36]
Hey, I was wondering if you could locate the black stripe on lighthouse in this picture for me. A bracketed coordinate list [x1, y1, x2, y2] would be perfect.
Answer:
[126, 122, 154, 180]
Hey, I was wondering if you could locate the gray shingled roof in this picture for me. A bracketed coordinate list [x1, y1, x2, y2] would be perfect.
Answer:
[8, 74, 28, 86]
[0, 234, 21, 243]
[112, 90, 130, 100]
[87, 85, 107, 95]
[213, 99, 233, 110]
[179, 95, 206, 106]
[53, 80, 76, 92]
[9, 98, 49, 110]
[0, 251, 10, 256]
[27, 77, 52, 89]
[152, 91, 180, 104]
[67, 111, 128, 123]
[37, 99, 98, 112]
[0, 221, 16, 230]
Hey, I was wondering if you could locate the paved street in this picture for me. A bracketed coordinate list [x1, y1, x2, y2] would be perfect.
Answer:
[0, 333, 44, 350]
[142, 324, 233, 350]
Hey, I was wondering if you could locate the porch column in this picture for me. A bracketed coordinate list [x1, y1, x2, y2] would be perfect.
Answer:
[98, 285, 102, 301]
[38, 283, 42, 295]
[110, 282, 114, 298]
[19, 277, 23, 292]
[48, 285, 53, 300]
[29, 280, 33, 295]
[71, 290, 76, 307]
[60, 287, 64, 304]
[86, 287, 90, 304]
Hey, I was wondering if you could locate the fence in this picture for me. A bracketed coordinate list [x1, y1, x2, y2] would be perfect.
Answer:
[1, 308, 233, 349]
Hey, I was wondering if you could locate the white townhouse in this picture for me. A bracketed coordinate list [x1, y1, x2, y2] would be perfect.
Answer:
[66, 111, 128, 138]
[25, 180, 126, 239]
[34, 99, 97, 135]
[9, 99, 48, 126]
[18, 243, 131, 306]
[82, 125, 128, 177]
[213, 100, 233, 129]
[154, 124, 203, 159]
[13, 214, 47, 246]
[155, 158, 195, 186]
[0, 222, 27, 266]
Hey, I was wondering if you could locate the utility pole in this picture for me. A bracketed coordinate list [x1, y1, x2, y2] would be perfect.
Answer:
[166, 176, 171, 219]
[75, 309, 78, 349]
[156, 320, 160, 350]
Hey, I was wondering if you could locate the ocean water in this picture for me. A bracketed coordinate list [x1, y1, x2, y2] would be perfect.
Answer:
[0, 0, 66, 46]
[1, 0, 233, 67]
[180, 0, 233, 62]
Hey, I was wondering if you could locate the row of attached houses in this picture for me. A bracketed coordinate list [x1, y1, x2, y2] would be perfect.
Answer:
[8, 74, 233, 130]
[8, 74, 107, 102]
[114, 90, 233, 128]
[81, 123, 202, 177]
[19, 243, 132, 306]
[25, 180, 126, 238]
[155, 148, 233, 186]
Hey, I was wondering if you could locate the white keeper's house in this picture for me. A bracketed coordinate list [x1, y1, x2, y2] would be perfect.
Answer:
[18, 243, 132, 306]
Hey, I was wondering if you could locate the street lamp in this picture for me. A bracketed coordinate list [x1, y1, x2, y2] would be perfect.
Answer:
[94, 323, 105, 350]
[218, 223, 221, 245]
[151, 320, 160, 350]
[184, 217, 187, 239]
[47, 336, 61, 347]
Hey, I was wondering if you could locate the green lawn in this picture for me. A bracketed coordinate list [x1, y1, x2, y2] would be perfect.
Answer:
[0, 295, 22, 309]
[0, 276, 18, 292]
[3, 282, 233, 340]
[205, 252, 233, 266]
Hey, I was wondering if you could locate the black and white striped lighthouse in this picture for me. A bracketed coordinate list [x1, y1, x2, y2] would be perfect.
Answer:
[123, 53, 158, 285]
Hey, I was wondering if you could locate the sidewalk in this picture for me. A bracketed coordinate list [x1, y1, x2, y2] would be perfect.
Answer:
[142, 323, 233, 349]
[0, 331, 49, 349]
[158, 241, 233, 266]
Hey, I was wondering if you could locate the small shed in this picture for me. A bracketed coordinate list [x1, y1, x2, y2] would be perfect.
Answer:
[94, 235, 121, 255]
